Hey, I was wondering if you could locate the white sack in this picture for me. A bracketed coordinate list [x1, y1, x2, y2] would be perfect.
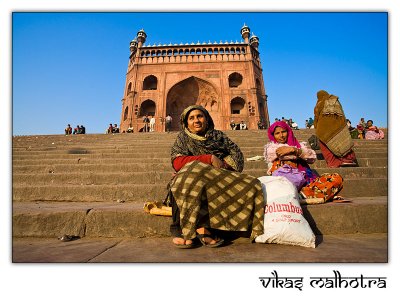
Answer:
[255, 176, 316, 248]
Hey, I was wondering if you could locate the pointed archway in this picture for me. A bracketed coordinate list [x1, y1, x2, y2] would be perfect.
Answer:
[166, 76, 220, 131]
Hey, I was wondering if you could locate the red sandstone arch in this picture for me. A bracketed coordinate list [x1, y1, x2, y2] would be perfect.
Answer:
[123, 106, 129, 121]
[143, 75, 158, 90]
[127, 82, 132, 95]
[230, 97, 246, 115]
[166, 76, 220, 131]
[139, 99, 156, 117]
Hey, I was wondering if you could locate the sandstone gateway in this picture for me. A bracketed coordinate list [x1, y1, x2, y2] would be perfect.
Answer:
[119, 24, 270, 133]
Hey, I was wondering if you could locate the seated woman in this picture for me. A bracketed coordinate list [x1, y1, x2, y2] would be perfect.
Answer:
[314, 90, 358, 168]
[364, 120, 384, 140]
[265, 121, 344, 203]
[168, 105, 265, 248]
[65, 124, 72, 135]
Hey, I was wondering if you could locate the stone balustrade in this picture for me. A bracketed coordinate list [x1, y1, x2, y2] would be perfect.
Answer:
[133, 43, 261, 66]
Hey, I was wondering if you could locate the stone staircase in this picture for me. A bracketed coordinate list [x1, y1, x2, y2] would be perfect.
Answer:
[12, 129, 388, 239]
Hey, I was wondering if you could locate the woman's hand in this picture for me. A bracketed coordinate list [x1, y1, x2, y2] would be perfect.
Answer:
[276, 146, 297, 157]
[211, 155, 225, 169]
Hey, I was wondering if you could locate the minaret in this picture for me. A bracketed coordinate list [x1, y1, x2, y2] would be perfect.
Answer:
[240, 24, 250, 43]
[136, 29, 147, 48]
[129, 38, 138, 56]
[250, 33, 259, 50]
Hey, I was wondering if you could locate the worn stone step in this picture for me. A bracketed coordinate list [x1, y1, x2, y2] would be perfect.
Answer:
[12, 161, 387, 178]
[12, 184, 169, 202]
[13, 130, 387, 144]
[12, 196, 387, 238]
[35, 154, 169, 162]
[11, 157, 387, 169]
[12, 134, 387, 148]
[12, 176, 387, 202]
[12, 139, 387, 152]
[12, 166, 388, 187]
[12, 147, 387, 160]
[13, 172, 175, 185]
[11, 154, 387, 167]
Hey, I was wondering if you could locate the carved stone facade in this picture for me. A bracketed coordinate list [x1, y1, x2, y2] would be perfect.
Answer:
[120, 25, 270, 132]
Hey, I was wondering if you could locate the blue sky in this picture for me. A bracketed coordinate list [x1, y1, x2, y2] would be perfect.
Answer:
[12, 12, 387, 135]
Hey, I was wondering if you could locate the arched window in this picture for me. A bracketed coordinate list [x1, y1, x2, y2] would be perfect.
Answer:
[228, 72, 243, 88]
[143, 75, 158, 90]
[127, 82, 132, 95]
[139, 99, 156, 117]
[123, 106, 129, 121]
[230, 97, 245, 114]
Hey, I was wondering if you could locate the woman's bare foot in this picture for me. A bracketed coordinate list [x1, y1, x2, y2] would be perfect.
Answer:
[172, 237, 193, 246]
[196, 227, 221, 245]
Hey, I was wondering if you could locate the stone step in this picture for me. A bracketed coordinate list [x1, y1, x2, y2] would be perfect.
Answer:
[12, 163, 388, 179]
[12, 196, 387, 238]
[12, 176, 387, 202]
[12, 184, 169, 202]
[13, 147, 387, 158]
[13, 139, 387, 152]
[12, 167, 388, 186]
[12, 139, 387, 151]
[11, 157, 388, 169]
[12, 128, 387, 139]
[12, 146, 387, 159]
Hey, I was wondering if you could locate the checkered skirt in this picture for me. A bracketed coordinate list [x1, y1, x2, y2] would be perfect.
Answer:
[170, 161, 265, 241]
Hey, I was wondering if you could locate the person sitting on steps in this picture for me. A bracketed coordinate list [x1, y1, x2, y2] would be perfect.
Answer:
[65, 124, 72, 135]
[313, 90, 358, 168]
[167, 105, 265, 248]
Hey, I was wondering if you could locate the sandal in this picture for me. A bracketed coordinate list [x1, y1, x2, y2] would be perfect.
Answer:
[172, 236, 195, 249]
[196, 232, 224, 248]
